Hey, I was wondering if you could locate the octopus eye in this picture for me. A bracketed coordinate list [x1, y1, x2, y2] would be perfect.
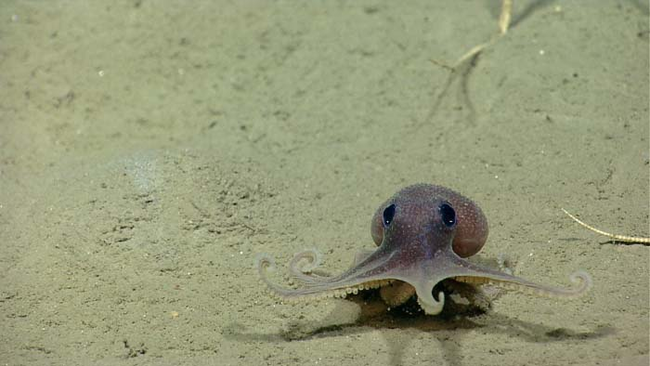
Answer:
[439, 203, 456, 227]
[382, 204, 396, 227]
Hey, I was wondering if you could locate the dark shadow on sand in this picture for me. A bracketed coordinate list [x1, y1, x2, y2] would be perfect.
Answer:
[225, 294, 612, 366]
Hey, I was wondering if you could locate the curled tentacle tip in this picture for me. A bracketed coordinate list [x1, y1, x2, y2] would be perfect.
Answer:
[418, 291, 446, 315]
[255, 253, 276, 271]
[290, 248, 323, 272]
[569, 270, 593, 293]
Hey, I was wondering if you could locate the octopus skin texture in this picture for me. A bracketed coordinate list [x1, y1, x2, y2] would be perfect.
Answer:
[257, 184, 592, 315]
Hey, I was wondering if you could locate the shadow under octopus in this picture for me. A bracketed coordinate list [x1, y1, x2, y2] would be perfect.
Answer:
[257, 184, 592, 315]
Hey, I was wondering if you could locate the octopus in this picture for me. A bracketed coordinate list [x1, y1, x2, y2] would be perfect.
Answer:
[257, 184, 592, 315]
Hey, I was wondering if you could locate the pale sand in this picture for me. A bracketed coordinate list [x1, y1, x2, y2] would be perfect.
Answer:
[1, 1, 648, 365]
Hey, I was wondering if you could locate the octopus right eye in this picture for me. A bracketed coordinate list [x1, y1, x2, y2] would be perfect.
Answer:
[382, 204, 396, 227]
[439, 203, 456, 228]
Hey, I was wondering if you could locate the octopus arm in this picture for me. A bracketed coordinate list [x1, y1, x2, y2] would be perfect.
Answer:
[256, 253, 396, 301]
[446, 255, 593, 298]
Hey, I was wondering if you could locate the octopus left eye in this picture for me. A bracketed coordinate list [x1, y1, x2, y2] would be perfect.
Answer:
[382, 204, 396, 227]
[439, 203, 456, 227]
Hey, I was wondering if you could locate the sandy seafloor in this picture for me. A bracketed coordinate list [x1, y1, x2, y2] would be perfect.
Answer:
[1, 1, 648, 365]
